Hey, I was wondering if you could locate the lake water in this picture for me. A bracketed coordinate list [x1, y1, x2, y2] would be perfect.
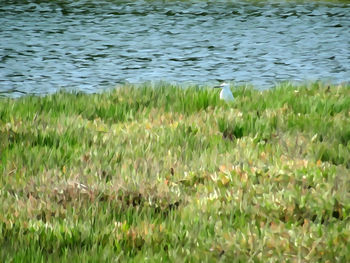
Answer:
[0, 0, 349, 96]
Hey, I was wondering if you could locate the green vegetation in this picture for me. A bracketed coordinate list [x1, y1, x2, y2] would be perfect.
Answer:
[1, 82, 350, 262]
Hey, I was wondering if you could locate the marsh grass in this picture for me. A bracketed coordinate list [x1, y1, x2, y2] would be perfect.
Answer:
[1, 82, 350, 262]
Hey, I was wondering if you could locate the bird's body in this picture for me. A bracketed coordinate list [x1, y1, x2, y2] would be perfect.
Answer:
[215, 83, 234, 102]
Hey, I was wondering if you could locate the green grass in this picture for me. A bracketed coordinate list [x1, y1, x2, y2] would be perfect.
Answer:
[1, 82, 350, 262]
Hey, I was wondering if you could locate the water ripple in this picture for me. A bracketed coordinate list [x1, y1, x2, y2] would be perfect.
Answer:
[0, 0, 349, 95]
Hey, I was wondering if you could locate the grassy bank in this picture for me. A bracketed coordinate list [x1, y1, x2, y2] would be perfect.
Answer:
[1, 82, 350, 262]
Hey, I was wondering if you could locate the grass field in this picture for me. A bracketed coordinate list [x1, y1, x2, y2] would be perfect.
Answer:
[1, 82, 350, 262]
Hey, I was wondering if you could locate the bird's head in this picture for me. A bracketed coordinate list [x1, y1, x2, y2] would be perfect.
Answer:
[214, 82, 230, 89]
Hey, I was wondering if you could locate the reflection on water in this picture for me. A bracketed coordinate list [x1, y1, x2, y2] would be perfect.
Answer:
[0, 0, 349, 95]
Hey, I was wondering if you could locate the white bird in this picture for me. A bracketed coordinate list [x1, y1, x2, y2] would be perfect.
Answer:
[214, 82, 234, 102]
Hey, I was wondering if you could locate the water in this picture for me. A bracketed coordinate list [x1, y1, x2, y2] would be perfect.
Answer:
[0, 0, 349, 96]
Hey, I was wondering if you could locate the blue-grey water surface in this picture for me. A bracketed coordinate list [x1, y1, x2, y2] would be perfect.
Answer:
[0, 0, 349, 95]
